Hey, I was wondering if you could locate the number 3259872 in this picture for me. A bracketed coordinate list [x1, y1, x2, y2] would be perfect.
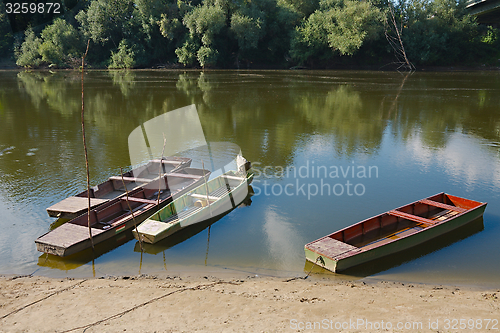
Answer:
[6, 3, 61, 14]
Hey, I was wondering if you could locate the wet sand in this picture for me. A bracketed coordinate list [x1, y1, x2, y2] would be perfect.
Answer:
[1, 273, 499, 332]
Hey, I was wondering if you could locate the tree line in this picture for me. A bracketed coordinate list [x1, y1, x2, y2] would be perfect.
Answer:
[0, 0, 499, 69]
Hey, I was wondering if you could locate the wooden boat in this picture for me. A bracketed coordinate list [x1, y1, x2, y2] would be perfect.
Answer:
[305, 193, 487, 273]
[46, 157, 191, 219]
[132, 171, 253, 244]
[35, 167, 210, 257]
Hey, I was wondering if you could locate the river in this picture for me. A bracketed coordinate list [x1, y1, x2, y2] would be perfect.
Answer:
[0, 69, 499, 287]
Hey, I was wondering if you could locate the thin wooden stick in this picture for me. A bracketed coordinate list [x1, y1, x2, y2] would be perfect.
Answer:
[81, 39, 94, 252]
[384, 4, 414, 71]
[201, 160, 212, 217]
[156, 134, 167, 219]
[120, 167, 143, 252]
[204, 225, 211, 266]
[163, 251, 167, 271]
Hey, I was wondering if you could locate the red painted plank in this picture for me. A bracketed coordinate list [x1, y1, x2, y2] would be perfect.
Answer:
[419, 199, 466, 213]
[120, 197, 158, 205]
[388, 210, 436, 226]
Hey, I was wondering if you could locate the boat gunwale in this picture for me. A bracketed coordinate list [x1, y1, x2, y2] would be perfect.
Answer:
[36, 168, 211, 256]
[46, 157, 192, 218]
[305, 192, 487, 262]
[134, 172, 253, 243]
[150, 172, 249, 223]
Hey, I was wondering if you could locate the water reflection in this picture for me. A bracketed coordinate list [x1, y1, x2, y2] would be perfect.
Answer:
[37, 191, 253, 271]
[262, 205, 305, 272]
[8, 70, 500, 171]
[1, 70, 500, 284]
[37, 230, 135, 271]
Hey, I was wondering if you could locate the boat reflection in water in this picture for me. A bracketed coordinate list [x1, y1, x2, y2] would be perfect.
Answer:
[134, 189, 253, 256]
[304, 217, 485, 278]
[37, 230, 135, 271]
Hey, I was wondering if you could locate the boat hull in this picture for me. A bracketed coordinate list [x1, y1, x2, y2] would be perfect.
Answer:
[36, 206, 157, 257]
[36, 168, 209, 257]
[133, 173, 252, 244]
[46, 157, 191, 219]
[305, 193, 487, 273]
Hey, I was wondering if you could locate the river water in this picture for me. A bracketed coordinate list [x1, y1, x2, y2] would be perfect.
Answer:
[0, 70, 499, 287]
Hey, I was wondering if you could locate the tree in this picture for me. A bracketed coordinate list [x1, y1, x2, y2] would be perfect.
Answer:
[76, 0, 135, 46]
[109, 39, 143, 68]
[230, 8, 266, 51]
[38, 18, 82, 66]
[179, 3, 227, 66]
[290, 0, 384, 64]
[398, 0, 481, 65]
[15, 27, 42, 67]
[0, 3, 14, 58]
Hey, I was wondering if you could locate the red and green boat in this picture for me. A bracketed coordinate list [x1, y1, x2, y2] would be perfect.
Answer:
[305, 193, 487, 273]
[35, 167, 210, 257]
[46, 157, 192, 219]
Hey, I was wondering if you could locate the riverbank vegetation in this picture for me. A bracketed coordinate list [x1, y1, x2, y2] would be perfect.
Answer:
[1, 0, 499, 69]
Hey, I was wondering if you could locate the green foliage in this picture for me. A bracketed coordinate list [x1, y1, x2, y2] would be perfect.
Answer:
[0, 3, 14, 58]
[178, 3, 227, 66]
[15, 27, 42, 67]
[398, 0, 481, 65]
[7, 0, 500, 68]
[290, 0, 383, 64]
[39, 19, 82, 66]
[159, 16, 182, 41]
[280, 0, 320, 17]
[109, 39, 141, 68]
[197, 45, 218, 67]
[482, 26, 499, 45]
[183, 3, 226, 46]
[175, 36, 200, 66]
[76, 0, 135, 45]
[230, 10, 266, 50]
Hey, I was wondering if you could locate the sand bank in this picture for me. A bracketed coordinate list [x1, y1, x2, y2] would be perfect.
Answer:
[1, 274, 499, 332]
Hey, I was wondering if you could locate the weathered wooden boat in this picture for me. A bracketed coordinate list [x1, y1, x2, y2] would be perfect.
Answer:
[35, 167, 210, 257]
[305, 193, 487, 273]
[46, 157, 191, 219]
[133, 171, 253, 244]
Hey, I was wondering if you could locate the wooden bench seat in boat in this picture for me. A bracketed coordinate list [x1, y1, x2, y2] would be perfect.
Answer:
[120, 197, 158, 205]
[190, 193, 219, 201]
[46, 197, 108, 217]
[152, 159, 183, 164]
[108, 176, 153, 183]
[419, 199, 466, 213]
[221, 175, 245, 181]
[387, 210, 437, 226]
[166, 173, 202, 179]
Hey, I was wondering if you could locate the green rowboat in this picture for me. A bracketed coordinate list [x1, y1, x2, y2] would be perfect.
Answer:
[133, 171, 253, 244]
[305, 193, 487, 273]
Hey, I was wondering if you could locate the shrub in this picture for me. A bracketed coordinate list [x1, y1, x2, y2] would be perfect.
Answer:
[15, 27, 42, 67]
[109, 39, 142, 69]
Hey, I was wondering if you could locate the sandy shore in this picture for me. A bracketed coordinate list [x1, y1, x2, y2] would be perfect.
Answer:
[1, 274, 499, 332]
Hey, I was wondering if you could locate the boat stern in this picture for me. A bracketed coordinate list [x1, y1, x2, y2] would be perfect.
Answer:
[133, 219, 181, 244]
[35, 240, 67, 257]
[304, 245, 339, 273]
